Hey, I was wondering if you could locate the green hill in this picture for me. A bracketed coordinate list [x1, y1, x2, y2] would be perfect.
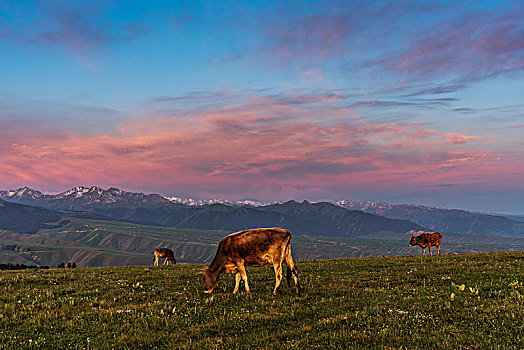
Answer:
[0, 251, 522, 349]
[0, 199, 63, 234]
[260, 200, 422, 236]
[3, 217, 524, 267]
[2, 216, 524, 267]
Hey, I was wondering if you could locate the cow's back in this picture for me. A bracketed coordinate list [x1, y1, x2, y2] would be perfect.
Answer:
[219, 228, 291, 262]
[420, 232, 442, 246]
[429, 232, 442, 244]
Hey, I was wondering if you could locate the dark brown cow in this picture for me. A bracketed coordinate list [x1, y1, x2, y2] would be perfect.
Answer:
[409, 231, 443, 256]
[153, 248, 177, 266]
[202, 227, 300, 295]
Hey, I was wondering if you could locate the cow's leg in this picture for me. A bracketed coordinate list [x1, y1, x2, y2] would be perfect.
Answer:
[272, 262, 283, 295]
[237, 262, 250, 293]
[154, 254, 159, 266]
[437, 244, 441, 255]
[284, 246, 300, 294]
[233, 272, 242, 294]
[428, 246, 432, 256]
[422, 248, 425, 256]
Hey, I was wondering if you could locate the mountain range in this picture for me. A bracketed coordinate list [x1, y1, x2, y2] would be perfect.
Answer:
[0, 187, 421, 237]
[1, 186, 524, 267]
[1, 186, 523, 237]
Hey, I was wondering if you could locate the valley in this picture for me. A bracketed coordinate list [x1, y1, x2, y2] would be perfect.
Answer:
[2, 217, 524, 267]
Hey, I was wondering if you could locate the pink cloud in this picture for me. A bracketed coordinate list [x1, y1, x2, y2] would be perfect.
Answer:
[440, 133, 482, 145]
[1, 92, 517, 200]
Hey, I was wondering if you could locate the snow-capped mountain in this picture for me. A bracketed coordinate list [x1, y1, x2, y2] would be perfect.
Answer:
[0, 187, 45, 203]
[51, 186, 171, 209]
[56, 186, 95, 199]
[0, 186, 170, 210]
[334, 200, 392, 213]
[164, 196, 271, 207]
[333, 199, 433, 215]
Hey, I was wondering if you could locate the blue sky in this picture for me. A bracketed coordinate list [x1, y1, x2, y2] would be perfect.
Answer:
[1, 0, 523, 213]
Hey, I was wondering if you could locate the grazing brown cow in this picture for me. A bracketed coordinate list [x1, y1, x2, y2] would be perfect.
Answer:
[202, 227, 300, 295]
[409, 231, 443, 256]
[153, 248, 177, 266]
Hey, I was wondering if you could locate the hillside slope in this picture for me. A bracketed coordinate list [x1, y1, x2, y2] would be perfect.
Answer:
[260, 200, 422, 236]
[0, 199, 64, 233]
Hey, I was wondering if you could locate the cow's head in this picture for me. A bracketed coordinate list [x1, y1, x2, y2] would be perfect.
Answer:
[408, 231, 426, 246]
[409, 235, 422, 247]
[202, 267, 219, 294]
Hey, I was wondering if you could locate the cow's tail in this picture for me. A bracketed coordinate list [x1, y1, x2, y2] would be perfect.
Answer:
[284, 233, 300, 294]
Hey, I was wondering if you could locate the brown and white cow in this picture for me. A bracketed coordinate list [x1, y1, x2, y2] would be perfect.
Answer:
[202, 227, 300, 295]
[153, 248, 177, 266]
[408, 231, 442, 256]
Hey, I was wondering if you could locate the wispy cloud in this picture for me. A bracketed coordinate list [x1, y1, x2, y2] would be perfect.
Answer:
[1, 1, 148, 67]
[246, 1, 524, 88]
[387, 8, 524, 83]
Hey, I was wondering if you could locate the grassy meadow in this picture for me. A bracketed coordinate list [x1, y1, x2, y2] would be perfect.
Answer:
[0, 251, 523, 349]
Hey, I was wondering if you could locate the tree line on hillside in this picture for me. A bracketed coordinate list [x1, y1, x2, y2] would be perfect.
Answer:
[0, 263, 37, 270]
[0, 262, 77, 270]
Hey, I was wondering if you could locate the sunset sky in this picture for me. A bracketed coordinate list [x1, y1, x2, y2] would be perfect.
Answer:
[1, 1, 523, 213]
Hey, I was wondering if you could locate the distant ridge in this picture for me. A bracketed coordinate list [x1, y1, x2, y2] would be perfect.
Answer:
[334, 200, 524, 237]
[1, 186, 523, 237]
[0, 186, 271, 208]
[0, 186, 422, 237]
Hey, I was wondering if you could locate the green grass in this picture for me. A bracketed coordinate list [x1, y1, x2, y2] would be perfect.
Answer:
[1, 251, 523, 349]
